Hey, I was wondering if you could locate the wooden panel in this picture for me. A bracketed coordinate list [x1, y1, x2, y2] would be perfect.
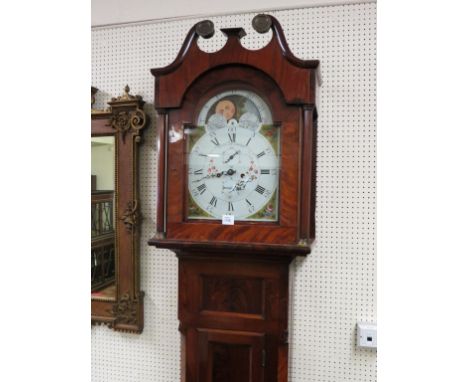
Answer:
[211, 343, 250, 382]
[178, 253, 288, 381]
[167, 223, 297, 244]
[201, 276, 264, 315]
[197, 329, 265, 382]
[179, 253, 289, 326]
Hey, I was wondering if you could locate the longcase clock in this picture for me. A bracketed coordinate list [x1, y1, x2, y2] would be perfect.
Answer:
[149, 14, 320, 382]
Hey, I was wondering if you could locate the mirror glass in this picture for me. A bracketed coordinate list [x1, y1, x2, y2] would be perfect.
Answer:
[91, 136, 116, 300]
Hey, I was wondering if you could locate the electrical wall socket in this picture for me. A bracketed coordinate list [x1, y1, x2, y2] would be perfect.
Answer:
[357, 322, 377, 349]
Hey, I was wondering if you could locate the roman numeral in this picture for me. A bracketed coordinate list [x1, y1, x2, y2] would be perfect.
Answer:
[209, 196, 217, 207]
[246, 137, 252, 146]
[228, 202, 234, 211]
[211, 137, 219, 146]
[197, 184, 207, 194]
[260, 169, 270, 174]
[256, 151, 265, 158]
[255, 185, 266, 195]
[194, 169, 203, 175]
[229, 133, 236, 143]
[245, 199, 252, 206]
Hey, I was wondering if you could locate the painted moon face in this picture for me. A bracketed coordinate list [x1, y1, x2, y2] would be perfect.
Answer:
[215, 99, 236, 120]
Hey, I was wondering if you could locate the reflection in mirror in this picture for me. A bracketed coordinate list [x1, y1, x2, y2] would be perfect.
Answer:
[91, 136, 116, 300]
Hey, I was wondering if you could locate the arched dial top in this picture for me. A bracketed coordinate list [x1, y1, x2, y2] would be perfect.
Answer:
[187, 89, 280, 221]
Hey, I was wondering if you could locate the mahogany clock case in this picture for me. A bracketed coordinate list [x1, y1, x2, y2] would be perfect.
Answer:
[149, 14, 320, 382]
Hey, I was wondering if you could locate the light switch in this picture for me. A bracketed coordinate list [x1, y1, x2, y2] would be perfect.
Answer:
[357, 322, 377, 349]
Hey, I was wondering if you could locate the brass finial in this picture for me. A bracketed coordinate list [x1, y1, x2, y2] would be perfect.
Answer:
[195, 20, 215, 39]
[252, 14, 272, 34]
[110, 85, 141, 103]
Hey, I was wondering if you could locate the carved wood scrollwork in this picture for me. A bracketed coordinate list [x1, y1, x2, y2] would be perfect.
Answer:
[110, 108, 146, 141]
[108, 86, 146, 142]
[120, 200, 139, 233]
[111, 293, 139, 325]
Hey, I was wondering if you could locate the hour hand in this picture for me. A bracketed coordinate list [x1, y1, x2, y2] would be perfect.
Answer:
[193, 173, 216, 182]
[216, 169, 236, 177]
[194, 169, 236, 182]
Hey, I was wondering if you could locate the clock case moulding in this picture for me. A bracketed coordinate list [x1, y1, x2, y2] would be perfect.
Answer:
[149, 14, 320, 258]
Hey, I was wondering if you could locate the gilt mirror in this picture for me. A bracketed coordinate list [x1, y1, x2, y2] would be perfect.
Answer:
[91, 86, 147, 333]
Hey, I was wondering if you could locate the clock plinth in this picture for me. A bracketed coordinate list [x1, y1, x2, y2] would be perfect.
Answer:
[150, 14, 319, 382]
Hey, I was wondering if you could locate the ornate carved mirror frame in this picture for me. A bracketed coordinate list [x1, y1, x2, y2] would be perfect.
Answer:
[91, 86, 147, 333]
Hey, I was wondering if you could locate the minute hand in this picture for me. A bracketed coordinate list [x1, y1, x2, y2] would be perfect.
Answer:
[224, 150, 240, 163]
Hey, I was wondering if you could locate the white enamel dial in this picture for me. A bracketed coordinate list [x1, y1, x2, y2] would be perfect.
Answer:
[187, 90, 280, 221]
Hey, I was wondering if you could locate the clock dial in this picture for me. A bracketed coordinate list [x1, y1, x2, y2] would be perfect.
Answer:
[187, 90, 280, 221]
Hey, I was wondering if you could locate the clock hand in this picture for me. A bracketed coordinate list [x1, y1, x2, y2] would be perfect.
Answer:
[193, 169, 236, 182]
[216, 169, 236, 177]
[229, 177, 253, 192]
[223, 150, 240, 164]
[193, 173, 218, 182]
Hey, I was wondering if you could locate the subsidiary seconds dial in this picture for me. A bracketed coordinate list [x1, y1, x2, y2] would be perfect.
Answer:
[187, 90, 280, 221]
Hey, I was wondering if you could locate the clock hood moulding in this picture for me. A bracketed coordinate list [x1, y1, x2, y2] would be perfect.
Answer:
[150, 14, 321, 109]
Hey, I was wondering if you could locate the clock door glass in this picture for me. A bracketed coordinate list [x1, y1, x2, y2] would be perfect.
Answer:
[187, 89, 280, 222]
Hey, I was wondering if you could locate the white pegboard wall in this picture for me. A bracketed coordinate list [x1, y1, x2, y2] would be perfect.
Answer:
[91, 3, 376, 382]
